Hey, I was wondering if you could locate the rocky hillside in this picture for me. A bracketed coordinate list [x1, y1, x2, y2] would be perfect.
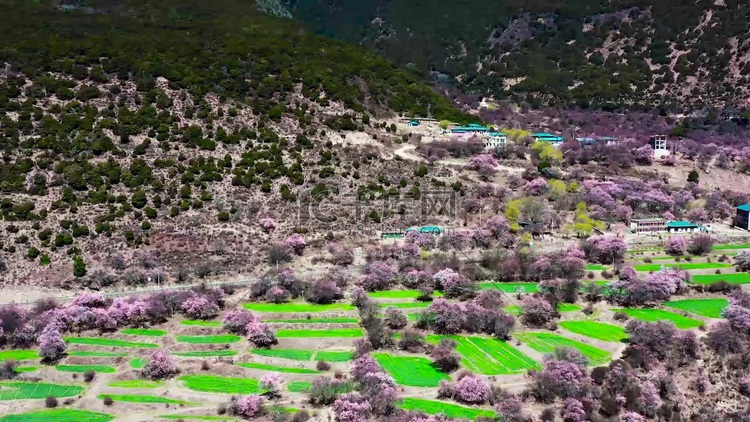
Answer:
[287, 0, 750, 111]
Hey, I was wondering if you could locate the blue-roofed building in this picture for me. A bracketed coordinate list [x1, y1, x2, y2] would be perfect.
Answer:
[485, 131, 507, 149]
[531, 132, 564, 145]
[666, 221, 701, 233]
[599, 136, 620, 145]
[575, 137, 597, 146]
[408, 120, 420, 127]
[451, 124, 490, 134]
[736, 204, 750, 230]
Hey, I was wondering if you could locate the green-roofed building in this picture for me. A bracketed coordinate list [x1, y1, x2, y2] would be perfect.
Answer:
[666, 221, 701, 233]
[531, 132, 564, 144]
[737, 204, 750, 230]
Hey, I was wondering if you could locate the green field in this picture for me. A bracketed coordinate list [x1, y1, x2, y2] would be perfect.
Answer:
[120, 328, 167, 337]
[68, 351, 128, 357]
[664, 298, 728, 318]
[430, 336, 539, 375]
[14, 366, 37, 373]
[65, 337, 158, 348]
[0, 350, 39, 361]
[479, 282, 538, 293]
[585, 264, 608, 271]
[368, 290, 444, 299]
[237, 362, 319, 374]
[0, 381, 85, 400]
[276, 328, 364, 338]
[242, 303, 355, 313]
[108, 380, 165, 388]
[99, 394, 195, 405]
[175, 335, 241, 344]
[180, 320, 222, 327]
[315, 351, 354, 362]
[693, 273, 750, 285]
[287, 381, 312, 392]
[57, 365, 117, 373]
[559, 321, 628, 342]
[179, 375, 260, 394]
[399, 398, 495, 420]
[129, 358, 147, 369]
[173, 350, 238, 357]
[376, 302, 432, 309]
[614, 308, 703, 329]
[714, 243, 750, 250]
[252, 349, 314, 361]
[515, 332, 611, 366]
[374, 354, 449, 387]
[0, 409, 114, 422]
[264, 317, 359, 324]
[159, 416, 235, 421]
[634, 262, 732, 272]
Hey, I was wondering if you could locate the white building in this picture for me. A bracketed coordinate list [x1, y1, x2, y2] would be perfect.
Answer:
[650, 135, 669, 159]
[485, 132, 507, 150]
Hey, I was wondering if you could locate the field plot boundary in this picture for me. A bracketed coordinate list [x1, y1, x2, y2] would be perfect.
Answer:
[559, 321, 628, 342]
[664, 298, 728, 318]
[514, 332, 611, 366]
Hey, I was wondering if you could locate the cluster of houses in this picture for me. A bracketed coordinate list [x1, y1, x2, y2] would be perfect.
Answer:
[630, 218, 711, 234]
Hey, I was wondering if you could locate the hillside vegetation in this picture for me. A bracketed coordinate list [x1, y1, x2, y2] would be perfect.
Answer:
[288, 0, 750, 110]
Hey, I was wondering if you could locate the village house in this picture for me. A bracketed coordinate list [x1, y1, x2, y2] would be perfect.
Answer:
[649, 134, 670, 159]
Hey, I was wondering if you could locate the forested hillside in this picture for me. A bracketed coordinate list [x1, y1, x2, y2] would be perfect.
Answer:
[287, 0, 750, 110]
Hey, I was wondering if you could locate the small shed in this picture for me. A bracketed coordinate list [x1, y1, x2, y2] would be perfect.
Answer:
[408, 120, 420, 127]
[736, 204, 750, 230]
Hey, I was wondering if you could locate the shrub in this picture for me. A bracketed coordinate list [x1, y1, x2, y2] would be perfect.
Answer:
[306, 279, 343, 304]
[531, 358, 587, 403]
[495, 396, 530, 422]
[426, 299, 464, 334]
[384, 307, 408, 329]
[582, 235, 627, 264]
[45, 396, 58, 408]
[260, 373, 284, 398]
[83, 369, 96, 382]
[431, 338, 461, 373]
[265, 286, 290, 304]
[665, 237, 687, 256]
[142, 349, 179, 380]
[736, 251, 750, 272]
[230, 395, 264, 419]
[520, 296, 555, 327]
[246, 321, 277, 348]
[688, 234, 715, 256]
[455, 374, 490, 404]
[0, 359, 17, 380]
[562, 397, 587, 422]
[103, 396, 114, 406]
[308, 377, 354, 405]
[316, 360, 331, 371]
[222, 309, 257, 334]
[332, 392, 370, 422]
[180, 294, 220, 320]
[398, 328, 425, 352]
[358, 261, 398, 291]
[433, 268, 472, 298]
[285, 234, 307, 255]
[609, 269, 688, 306]
[259, 218, 276, 233]
[38, 325, 66, 362]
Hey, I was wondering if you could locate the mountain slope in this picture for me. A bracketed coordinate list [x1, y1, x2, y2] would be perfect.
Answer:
[287, 0, 750, 110]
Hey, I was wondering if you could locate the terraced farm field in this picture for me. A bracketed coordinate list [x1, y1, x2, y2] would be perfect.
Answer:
[242, 303, 355, 312]
[514, 332, 611, 366]
[633, 262, 732, 272]
[0, 409, 114, 422]
[276, 328, 364, 338]
[107, 380, 165, 388]
[67, 351, 127, 357]
[264, 317, 359, 324]
[692, 273, 750, 285]
[179, 375, 261, 394]
[368, 290, 444, 299]
[399, 398, 495, 420]
[237, 362, 319, 374]
[173, 350, 238, 357]
[479, 282, 538, 293]
[0, 350, 39, 361]
[175, 335, 241, 344]
[180, 320, 222, 327]
[99, 394, 195, 405]
[65, 337, 158, 348]
[614, 308, 703, 329]
[664, 298, 728, 318]
[559, 321, 628, 342]
[373, 354, 449, 387]
[56, 365, 117, 373]
[436, 336, 539, 375]
[120, 328, 167, 337]
[0, 381, 85, 400]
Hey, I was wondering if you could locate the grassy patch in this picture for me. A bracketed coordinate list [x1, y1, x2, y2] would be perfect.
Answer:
[0, 409, 114, 422]
[65, 337, 158, 348]
[693, 273, 750, 285]
[181, 320, 222, 327]
[252, 349, 314, 361]
[173, 350, 238, 357]
[14, 366, 37, 373]
[368, 290, 444, 299]
[376, 302, 432, 309]
[614, 308, 703, 329]
[664, 298, 728, 318]
[0, 381, 85, 400]
[68, 351, 127, 357]
[159, 416, 235, 421]
[287, 381, 312, 392]
[108, 380, 165, 388]
[374, 353, 449, 387]
[56, 365, 116, 373]
[714, 243, 750, 250]
[315, 351, 354, 362]
[129, 358, 147, 369]
[179, 375, 260, 394]
[515, 332, 611, 366]
[585, 264, 607, 271]
[399, 398, 495, 420]
[98, 394, 195, 405]
[242, 302, 355, 313]
[276, 328, 364, 338]
[238, 362, 319, 374]
[264, 317, 359, 324]
[0, 349, 39, 361]
[175, 335, 241, 344]
[479, 282, 539, 293]
[429, 336, 539, 375]
[559, 321, 628, 342]
[120, 328, 167, 337]
[634, 262, 732, 272]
